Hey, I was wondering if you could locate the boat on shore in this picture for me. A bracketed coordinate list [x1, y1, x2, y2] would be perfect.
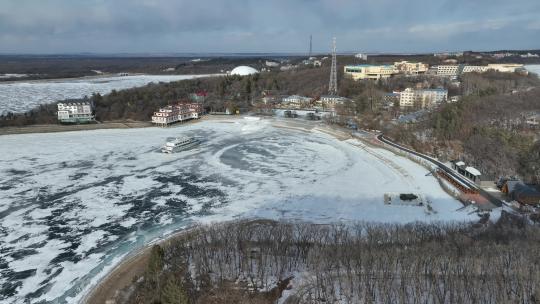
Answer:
[161, 136, 199, 153]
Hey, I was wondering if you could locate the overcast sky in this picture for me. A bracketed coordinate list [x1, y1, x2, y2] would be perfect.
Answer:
[0, 0, 539, 54]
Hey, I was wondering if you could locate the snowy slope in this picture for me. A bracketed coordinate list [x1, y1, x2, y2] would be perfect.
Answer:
[0, 118, 477, 303]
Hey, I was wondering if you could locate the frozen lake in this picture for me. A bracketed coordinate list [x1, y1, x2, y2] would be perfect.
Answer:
[526, 64, 540, 76]
[0, 74, 214, 115]
[0, 118, 478, 303]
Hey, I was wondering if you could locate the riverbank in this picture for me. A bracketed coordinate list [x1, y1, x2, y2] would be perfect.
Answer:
[0, 121, 153, 135]
[0, 115, 239, 136]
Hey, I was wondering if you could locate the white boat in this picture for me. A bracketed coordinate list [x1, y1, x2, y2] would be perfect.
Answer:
[161, 136, 199, 153]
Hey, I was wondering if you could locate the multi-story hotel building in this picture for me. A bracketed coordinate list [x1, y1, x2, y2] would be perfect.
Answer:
[393, 61, 429, 75]
[399, 88, 448, 108]
[151, 103, 203, 126]
[57, 101, 94, 123]
[344, 65, 397, 80]
[435, 65, 460, 77]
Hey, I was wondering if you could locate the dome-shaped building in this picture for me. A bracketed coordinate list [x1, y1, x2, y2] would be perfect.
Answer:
[230, 66, 259, 76]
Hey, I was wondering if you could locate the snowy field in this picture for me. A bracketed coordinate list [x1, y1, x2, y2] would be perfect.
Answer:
[0, 118, 478, 303]
[0, 74, 213, 115]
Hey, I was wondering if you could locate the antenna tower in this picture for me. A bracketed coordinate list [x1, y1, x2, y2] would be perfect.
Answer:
[328, 37, 338, 95]
[309, 35, 313, 57]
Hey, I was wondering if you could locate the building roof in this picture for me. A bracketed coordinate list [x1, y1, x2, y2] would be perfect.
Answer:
[465, 166, 481, 176]
[346, 64, 393, 68]
[455, 161, 465, 166]
[511, 183, 540, 199]
[230, 66, 259, 76]
[423, 88, 448, 92]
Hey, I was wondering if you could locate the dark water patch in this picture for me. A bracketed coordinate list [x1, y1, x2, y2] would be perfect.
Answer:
[50, 250, 81, 264]
[0, 184, 12, 191]
[39, 267, 62, 286]
[99, 222, 132, 237]
[69, 172, 88, 180]
[27, 240, 48, 249]
[4, 169, 28, 176]
[165, 198, 189, 213]
[26, 281, 52, 301]
[10, 249, 39, 260]
[0, 279, 22, 299]
[8, 234, 30, 244]
[11, 268, 37, 280]
[0, 245, 15, 255]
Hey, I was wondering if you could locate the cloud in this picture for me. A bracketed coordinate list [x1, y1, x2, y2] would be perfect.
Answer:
[0, 0, 538, 53]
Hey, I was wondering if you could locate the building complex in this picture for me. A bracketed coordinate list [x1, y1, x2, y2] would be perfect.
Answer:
[57, 101, 94, 123]
[398, 88, 448, 108]
[151, 103, 204, 126]
[344, 64, 397, 80]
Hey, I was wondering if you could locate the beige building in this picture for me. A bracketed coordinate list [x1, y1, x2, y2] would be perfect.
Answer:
[393, 61, 429, 75]
[344, 65, 397, 80]
[399, 88, 448, 108]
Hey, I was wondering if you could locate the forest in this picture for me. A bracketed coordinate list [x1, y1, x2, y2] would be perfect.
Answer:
[116, 215, 540, 304]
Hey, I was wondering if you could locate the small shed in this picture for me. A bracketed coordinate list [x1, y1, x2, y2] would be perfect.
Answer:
[452, 161, 466, 175]
[464, 166, 482, 183]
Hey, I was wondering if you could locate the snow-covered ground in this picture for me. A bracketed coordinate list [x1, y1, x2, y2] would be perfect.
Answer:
[0, 118, 478, 303]
[0, 74, 214, 114]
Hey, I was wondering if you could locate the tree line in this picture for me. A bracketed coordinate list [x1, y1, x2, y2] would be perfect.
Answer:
[119, 215, 540, 304]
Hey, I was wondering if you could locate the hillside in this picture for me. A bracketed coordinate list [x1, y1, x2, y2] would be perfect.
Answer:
[108, 217, 540, 304]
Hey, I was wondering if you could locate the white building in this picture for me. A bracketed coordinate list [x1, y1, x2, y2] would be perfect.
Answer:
[344, 65, 397, 80]
[282, 95, 314, 108]
[393, 61, 429, 75]
[355, 53, 368, 60]
[435, 65, 460, 77]
[462, 65, 489, 73]
[399, 88, 448, 108]
[265, 61, 279, 67]
[319, 95, 351, 110]
[230, 66, 259, 76]
[57, 101, 94, 123]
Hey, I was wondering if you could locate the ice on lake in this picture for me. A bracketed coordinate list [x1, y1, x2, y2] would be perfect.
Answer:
[0, 118, 478, 303]
[0, 74, 214, 115]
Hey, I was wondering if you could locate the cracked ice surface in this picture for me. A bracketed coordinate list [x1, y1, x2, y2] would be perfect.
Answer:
[0, 74, 212, 114]
[0, 118, 476, 303]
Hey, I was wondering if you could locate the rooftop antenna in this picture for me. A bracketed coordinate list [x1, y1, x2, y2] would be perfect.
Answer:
[309, 34, 313, 57]
[328, 37, 338, 96]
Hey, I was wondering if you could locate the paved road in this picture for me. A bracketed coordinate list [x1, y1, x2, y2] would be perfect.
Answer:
[377, 134, 502, 208]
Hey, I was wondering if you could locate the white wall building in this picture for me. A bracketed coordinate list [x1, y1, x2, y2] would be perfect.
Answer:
[462, 65, 489, 73]
[435, 65, 460, 77]
[282, 95, 314, 108]
[344, 65, 397, 80]
[399, 88, 448, 108]
[57, 101, 94, 123]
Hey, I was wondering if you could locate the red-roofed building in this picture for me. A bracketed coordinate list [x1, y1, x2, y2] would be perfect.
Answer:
[152, 102, 204, 126]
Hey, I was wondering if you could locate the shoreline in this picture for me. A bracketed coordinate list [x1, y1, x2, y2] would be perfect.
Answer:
[0, 114, 240, 136]
[78, 118, 466, 303]
[0, 72, 222, 85]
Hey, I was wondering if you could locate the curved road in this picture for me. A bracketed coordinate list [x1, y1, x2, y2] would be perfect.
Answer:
[376, 134, 502, 208]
